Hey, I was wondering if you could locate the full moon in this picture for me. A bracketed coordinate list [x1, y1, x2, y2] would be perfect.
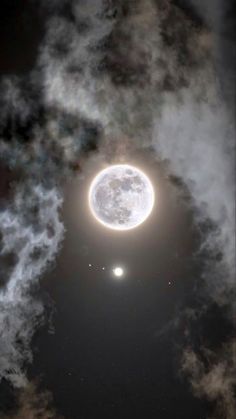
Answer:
[88, 164, 155, 231]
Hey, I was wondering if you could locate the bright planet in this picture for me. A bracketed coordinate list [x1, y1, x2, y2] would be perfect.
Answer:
[113, 267, 124, 277]
[88, 164, 155, 231]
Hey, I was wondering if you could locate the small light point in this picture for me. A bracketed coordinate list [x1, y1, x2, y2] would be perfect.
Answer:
[113, 267, 124, 277]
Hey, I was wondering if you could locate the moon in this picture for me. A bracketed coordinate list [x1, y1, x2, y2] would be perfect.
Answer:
[88, 164, 155, 231]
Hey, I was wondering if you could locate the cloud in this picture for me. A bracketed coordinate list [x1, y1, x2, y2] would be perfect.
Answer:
[0, 184, 64, 387]
[183, 0, 236, 109]
[0, 1, 106, 394]
[38, 0, 116, 127]
[1, 381, 64, 419]
[0, 9, 103, 391]
[153, 91, 235, 304]
[182, 340, 236, 419]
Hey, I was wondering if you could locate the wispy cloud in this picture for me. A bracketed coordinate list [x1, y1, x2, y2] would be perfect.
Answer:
[182, 340, 236, 419]
[0, 184, 64, 387]
[1, 381, 64, 419]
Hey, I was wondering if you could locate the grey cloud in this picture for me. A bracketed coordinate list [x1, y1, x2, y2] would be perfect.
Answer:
[0, 10, 103, 387]
[39, 0, 213, 141]
[0, 183, 64, 387]
[1, 381, 64, 419]
[153, 92, 235, 304]
[39, 1, 116, 125]
[186, 0, 236, 109]
[182, 340, 236, 419]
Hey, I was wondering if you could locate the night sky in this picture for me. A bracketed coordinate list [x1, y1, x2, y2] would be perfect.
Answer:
[0, 1, 235, 419]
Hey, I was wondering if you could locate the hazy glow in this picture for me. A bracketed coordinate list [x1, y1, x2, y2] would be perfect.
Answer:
[113, 267, 124, 277]
[88, 164, 155, 231]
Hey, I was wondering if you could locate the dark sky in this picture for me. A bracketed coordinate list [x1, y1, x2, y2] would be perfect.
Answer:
[0, 0, 45, 75]
[0, 1, 235, 419]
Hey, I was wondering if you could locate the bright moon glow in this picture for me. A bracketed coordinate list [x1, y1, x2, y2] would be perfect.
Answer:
[113, 267, 124, 277]
[88, 164, 155, 231]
